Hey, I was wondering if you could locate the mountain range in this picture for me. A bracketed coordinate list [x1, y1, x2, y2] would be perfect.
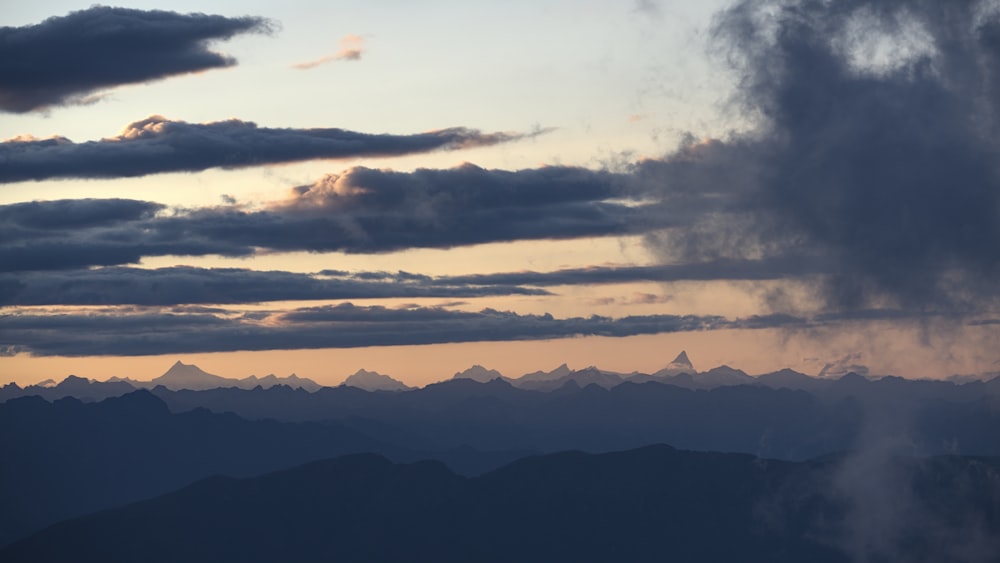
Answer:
[0, 361, 322, 402]
[120, 360, 324, 392]
[4, 353, 999, 553]
[5, 352, 999, 400]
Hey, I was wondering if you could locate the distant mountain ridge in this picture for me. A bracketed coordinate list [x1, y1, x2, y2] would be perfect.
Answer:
[342, 369, 411, 392]
[452, 364, 507, 383]
[139, 361, 323, 392]
[5, 352, 1000, 405]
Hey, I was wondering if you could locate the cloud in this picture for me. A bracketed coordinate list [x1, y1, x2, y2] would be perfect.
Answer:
[293, 34, 365, 69]
[0, 116, 537, 182]
[0, 302, 763, 357]
[0, 255, 837, 306]
[0, 6, 273, 113]
[0, 198, 164, 229]
[638, 0, 1000, 314]
[444, 255, 831, 286]
[0, 266, 549, 306]
[632, 0, 661, 18]
[0, 165, 645, 271]
[2, 299, 979, 357]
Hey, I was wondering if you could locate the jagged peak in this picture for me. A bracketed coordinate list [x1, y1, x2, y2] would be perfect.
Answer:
[671, 351, 693, 368]
[454, 365, 504, 381]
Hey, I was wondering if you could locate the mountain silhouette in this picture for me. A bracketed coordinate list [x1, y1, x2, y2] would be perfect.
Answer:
[652, 349, 696, 377]
[4, 368, 1000, 553]
[452, 364, 507, 383]
[144, 361, 322, 391]
[135, 375, 1000, 461]
[342, 369, 412, 391]
[4, 445, 997, 562]
[0, 376, 137, 403]
[517, 363, 572, 383]
[148, 361, 232, 390]
[0, 362, 324, 399]
[0, 390, 522, 547]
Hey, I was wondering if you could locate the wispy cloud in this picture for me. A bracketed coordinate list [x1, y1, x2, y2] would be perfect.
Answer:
[0, 7, 274, 113]
[0, 116, 536, 183]
[293, 34, 365, 69]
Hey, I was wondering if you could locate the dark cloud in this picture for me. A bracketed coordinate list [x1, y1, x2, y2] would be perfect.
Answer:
[12, 300, 961, 358]
[0, 303, 751, 357]
[0, 6, 273, 113]
[0, 197, 245, 271]
[445, 255, 831, 286]
[641, 0, 1000, 314]
[0, 255, 836, 307]
[2, 300, 970, 357]
[0, 165, 645, 271]
[0, 198, 163, 229]
[1, 117, 536, 182]
[0, 266, 548, 306]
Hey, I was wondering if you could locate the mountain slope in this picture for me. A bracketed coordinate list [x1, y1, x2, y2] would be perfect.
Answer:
[4, 446, 998, 563]
[0, 390, 517, 547]
[146, 361, 232, 390]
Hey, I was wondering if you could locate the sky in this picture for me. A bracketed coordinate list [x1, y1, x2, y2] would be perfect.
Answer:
[2, 0, 999, 386]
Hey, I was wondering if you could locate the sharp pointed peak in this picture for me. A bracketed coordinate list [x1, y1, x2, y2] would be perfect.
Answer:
[671, 350, 692, 367]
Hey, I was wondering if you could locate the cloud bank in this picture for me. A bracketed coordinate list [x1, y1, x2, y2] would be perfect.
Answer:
[1, 164, 644, 271]
[0, 256, 836, 307]
[0, 303, 781, 357]
[1, 117, 534, 182]
[0, 266, 548, 306]
[0, 6, 273, 113]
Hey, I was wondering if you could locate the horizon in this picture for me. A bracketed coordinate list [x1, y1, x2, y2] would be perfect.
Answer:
[11, 349, 996, 390]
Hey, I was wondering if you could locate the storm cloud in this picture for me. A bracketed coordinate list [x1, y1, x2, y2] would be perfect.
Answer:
[0, 6, 273, 113]
[642, 0, 1000, 314]
[0, 116, 534, 182]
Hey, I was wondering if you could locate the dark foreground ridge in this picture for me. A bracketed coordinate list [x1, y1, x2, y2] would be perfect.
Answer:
[3, 445, 998, 563]
[0, 391, 526, 547]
